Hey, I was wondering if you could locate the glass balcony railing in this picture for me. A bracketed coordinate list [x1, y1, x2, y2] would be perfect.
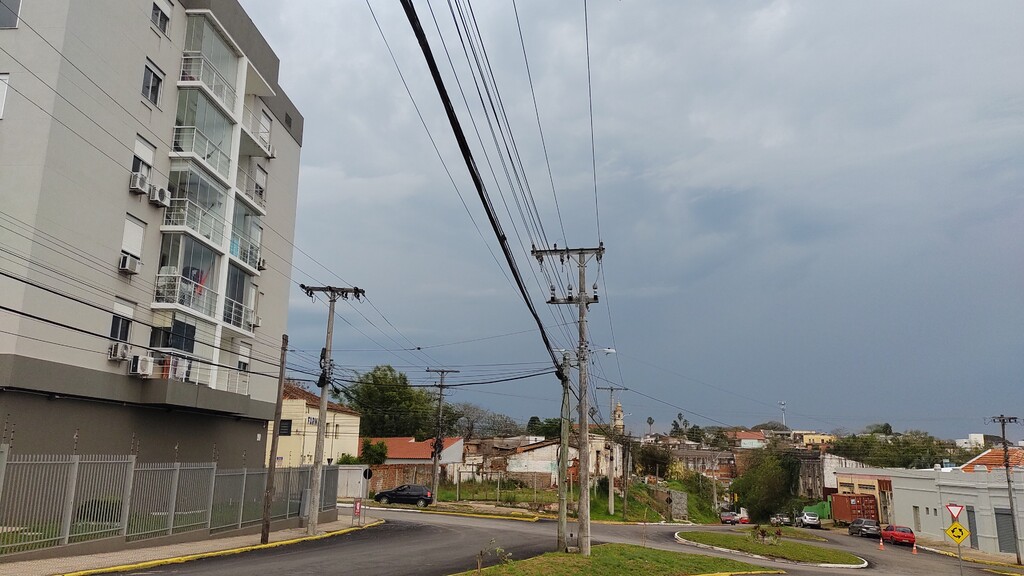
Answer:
[153, 353, 213, 387]
[222, 369, 250, 395]
[235, 165, 267, 209]
[229, 232, 260, 270]
[179, 53, 237, 112]
[154, 273, 218, 318]
[242, 106, 272, 155]
[172, 126, 231, 179]
[164, 198, 226, 245]
[223, 297, 254, 331]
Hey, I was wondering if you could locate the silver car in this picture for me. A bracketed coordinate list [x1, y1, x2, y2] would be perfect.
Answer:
[796, 511, 821, 528]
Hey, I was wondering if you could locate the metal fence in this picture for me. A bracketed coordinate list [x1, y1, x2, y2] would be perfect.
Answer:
[0, 445, 337, 555]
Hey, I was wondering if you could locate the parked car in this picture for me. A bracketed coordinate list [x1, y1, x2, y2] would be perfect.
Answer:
[720, 511, 738, 524]
[882, 525, 916, 546]
[848, 518, 881, 538]
[737, 515, 750, 524]
[770, 513, 792, 526]
[373, 484, 434, 507]
[795, 511, 821, 528]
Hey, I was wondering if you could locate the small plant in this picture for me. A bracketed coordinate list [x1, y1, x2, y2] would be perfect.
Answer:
[476, 538, 513, 573]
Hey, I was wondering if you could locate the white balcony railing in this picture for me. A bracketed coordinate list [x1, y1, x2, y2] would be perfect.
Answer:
[154, 272, 218, 318]
[179, 53, 237, 111]
[173, 126, 231, 179]
[153, 353, 212, 387]
[229, 232, 260, 270]
[235, 164, 267, 209]
[164, 198, 226, 245]
[242, 106, 272, 153]
[223, 296, 254, 331]
[222, 370, 250, 395]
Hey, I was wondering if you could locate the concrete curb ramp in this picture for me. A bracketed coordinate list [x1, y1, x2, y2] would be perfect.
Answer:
[59, 520, 385, 576]
[674, 531, 868, 569]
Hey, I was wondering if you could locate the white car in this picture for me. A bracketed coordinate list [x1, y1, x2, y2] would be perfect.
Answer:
[796, 511, 821, 528]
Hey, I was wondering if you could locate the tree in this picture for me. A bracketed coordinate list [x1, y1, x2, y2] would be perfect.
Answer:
[730, 450, 801, 521]
[531, 418, 562, 439]
[634, 444, 671, 477]
[686, 424, 705, 444]
[864, 422, 894, 435]
[360, 439, 388, 465]
[670, 413, 690, 438]
[752, 420, 789, 431]
[526, 416, 542, 435]
[338, 365, 435, 438]
[453, 403, 489, 440]
[479, 412, 523, 437]
[646, 416, 655, 435]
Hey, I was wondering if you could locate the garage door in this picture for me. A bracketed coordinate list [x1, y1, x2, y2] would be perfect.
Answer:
[995, 508, 1018, 554]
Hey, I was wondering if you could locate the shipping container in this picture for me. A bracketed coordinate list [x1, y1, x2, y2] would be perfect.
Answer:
[830, 493, 878, 527]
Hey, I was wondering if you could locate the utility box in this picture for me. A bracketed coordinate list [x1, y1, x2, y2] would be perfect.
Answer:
[830, 493, 878, 527]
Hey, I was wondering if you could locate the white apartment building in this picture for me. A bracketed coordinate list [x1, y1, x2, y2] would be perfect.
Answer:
[0, 0, 303, 467]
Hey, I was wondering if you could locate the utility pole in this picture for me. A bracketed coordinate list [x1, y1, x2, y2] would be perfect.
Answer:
[991, 414, 1021, 565]
[557, 352, 571, 551]
[299, 284, 364, 536]
[427, 368, 459, 503]
[261, 334, 288, 544]
[597, 385, 626, 515]
[532, 243, 604, 556]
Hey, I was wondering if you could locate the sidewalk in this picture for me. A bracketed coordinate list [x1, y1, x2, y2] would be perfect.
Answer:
[916, 537, 1024, 571]
[0, 516, 382, 576]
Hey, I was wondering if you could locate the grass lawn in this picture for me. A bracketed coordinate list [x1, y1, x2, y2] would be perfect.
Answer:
[676, 531, 862, 565]
[453, 543, 781, 575]
[732, 525, 828, 542]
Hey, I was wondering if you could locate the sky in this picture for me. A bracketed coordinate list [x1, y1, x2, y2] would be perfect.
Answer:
[237, 0, 1024, 443]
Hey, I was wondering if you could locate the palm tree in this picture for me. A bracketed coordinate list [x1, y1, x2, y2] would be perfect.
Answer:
[647, 416, 654, 435]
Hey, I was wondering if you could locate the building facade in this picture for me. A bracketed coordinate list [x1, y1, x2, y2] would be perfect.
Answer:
[0, 0, 303, 467]
[268, 382, 360, 468]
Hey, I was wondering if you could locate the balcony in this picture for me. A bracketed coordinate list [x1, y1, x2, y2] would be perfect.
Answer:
[240, 105, 273, 158]
[179, 53, 237, 113]
[235, 164, 266, 210]
[164, 198, 226, 245]
[140, 354, 250, 413]
[222, 369, 250, 396]
[173, 126, 231, 180]
[154, 271, 218, 318]
[223, 296, 254, 332]
[154, 353, 211, 386]
[229, 231, 260, 270]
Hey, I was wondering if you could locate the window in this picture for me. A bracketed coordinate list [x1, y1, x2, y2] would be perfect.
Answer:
[0, 73, 8, 118]
[278, 420, 292, 436]
[132, 135, 156, 178]
[110, 299, 135, 342]
[150, 3, 169, 33]
[0, 0, 20, 28]
[254, 165, 267, 198]
[122, 215, 145, 259]
[142, 63, 163, 105]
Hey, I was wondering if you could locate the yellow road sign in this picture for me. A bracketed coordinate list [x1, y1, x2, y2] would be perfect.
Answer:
[945, 521, 970, 545]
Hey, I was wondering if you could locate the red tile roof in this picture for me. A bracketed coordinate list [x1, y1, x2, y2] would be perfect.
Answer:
[360, 437, 461, 459]
[728, 430, 766, 441]
[961, 447, 1024, 472]
[282, 382, 359, 415]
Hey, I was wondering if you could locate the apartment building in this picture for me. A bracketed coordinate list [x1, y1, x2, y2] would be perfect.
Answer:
[0, 0, 303, 467]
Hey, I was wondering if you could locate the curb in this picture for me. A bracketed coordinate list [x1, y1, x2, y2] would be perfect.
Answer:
[58, 520, 385, 576]
[354, 504, 541, 522]
[674, 532, 868, 569]
[917, 545, 1023, 569]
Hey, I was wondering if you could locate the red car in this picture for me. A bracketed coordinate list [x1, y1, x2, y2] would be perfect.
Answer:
[881, 525, 916, 545]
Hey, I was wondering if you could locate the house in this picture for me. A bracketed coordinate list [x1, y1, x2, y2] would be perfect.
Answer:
[0, 0, 303, 467]
[727, 430, 767, 449]
[960, 447, 1024, 472]
[266, 382, 360, 467]
[504, 439, 578, 487]
[362, 436, 465, 492]
[671, 448, 736, 481]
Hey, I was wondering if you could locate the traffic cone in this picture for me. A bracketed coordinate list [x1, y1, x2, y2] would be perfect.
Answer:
[912, 543, 918, 555]
[878, 538, 885, 550]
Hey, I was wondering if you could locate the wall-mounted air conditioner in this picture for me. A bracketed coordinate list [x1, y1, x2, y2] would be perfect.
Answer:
[129, 172, 148, 194]
[257, 258, 267, 271]
[268, 145, 277, 159]
[252, 315, 262, 328]
[129, 355, 155, 377]
[118, 253, 142, 275]
[148, 186, 171, 208]
[108, 342, 132, 361]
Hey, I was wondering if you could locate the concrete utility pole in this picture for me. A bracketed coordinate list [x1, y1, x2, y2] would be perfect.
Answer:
[532, 243, 604, 556]
[427, 368, 459, 502]
[299, 284, 364, 535]
[557, 352, 571, 551]
[597, 385, 626, 515]
[991, 414, 1021, 565]
[261, 334, 289, 544]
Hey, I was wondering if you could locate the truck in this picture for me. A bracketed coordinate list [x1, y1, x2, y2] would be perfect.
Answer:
[829, 493, 879, 527]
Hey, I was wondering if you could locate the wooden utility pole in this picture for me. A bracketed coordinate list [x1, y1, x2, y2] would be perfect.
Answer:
[531, 244, 604, 556]
[991, 414, 1021, 565]
[427, 368, 459, 502]
[597, 385, 626, 515]
[261, 334, 288, 544]
[299, 284, 364, 535]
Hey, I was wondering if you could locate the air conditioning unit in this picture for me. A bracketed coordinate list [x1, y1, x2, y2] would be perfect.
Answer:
[129, 172, 149, 194]
[172, 357, 190, 380]
[257, 258, 267, 271]
[268, 145, 277, 159]
[108, 342, 132, 361]
[128, 355, 155, 378]
[252, 315, 262, 328]
[118, 253, 142, 275]
[148, 186, 171, 208]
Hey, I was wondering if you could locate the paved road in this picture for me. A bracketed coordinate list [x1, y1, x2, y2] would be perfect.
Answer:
[116, 510, 995, 575]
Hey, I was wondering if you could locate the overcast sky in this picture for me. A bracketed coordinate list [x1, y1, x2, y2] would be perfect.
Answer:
[239, 0, 1024, 442]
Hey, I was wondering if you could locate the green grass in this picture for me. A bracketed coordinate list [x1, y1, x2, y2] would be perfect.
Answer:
[676, 531, 862, 565]
[665, 475, 720, 524]
[732, 525, 828, 542]
[452, 542, 781, 575]
[437, 482, 565, 506]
